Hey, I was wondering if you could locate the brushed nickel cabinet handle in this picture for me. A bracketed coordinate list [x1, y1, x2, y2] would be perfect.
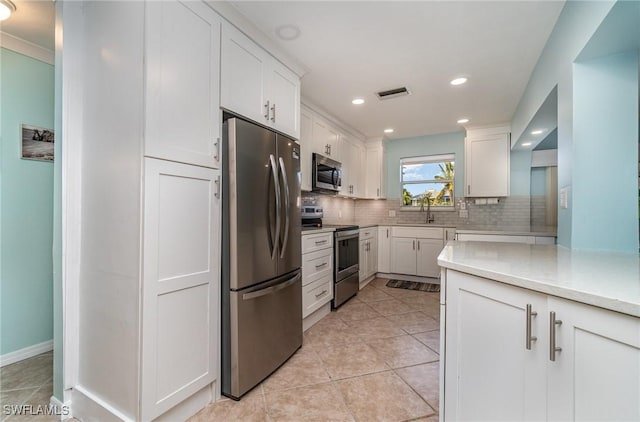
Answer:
[467, 185, 470, 195]
[526, 304, 537, 350]
[315, 290, 327, 298]
[264, 101, 270, 120]
[549, 311, 562, 361]
[315, 262, 328, 269]
[271, 103, 276, 122]
[413, 240, 415, 250]
[214, 137, 220, 161]
[315, 240, 327, 245]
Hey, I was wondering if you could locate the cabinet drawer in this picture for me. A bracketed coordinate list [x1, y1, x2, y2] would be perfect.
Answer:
[302, 232, 333, 254]
[360, 227, 376, 240]
[302, 275, 333, 318]
[392, 226, 443, 240]
[302, 248, 333, 286]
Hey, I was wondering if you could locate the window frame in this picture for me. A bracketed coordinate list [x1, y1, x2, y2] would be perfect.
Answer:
[400, 153, 455, 211]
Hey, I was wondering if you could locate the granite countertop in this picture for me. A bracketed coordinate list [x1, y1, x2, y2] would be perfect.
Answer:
[438, 241, 640, 317]
[455, 225, 557, 236]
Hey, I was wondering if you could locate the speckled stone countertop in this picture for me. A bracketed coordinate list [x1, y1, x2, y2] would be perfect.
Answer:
[455, 225, 557, 236]
[438, 241, 640, 317]
[301, 227, 336, 235]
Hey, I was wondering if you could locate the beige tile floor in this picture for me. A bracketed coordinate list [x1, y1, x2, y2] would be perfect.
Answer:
[0, 351, 59, 422]
[191, 278, 441, 422]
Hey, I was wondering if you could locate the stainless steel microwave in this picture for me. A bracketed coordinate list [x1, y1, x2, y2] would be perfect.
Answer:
[312, 153, 342, 193]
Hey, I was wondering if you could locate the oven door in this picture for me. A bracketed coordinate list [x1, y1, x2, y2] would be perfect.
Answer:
[335, 229, 359, 281]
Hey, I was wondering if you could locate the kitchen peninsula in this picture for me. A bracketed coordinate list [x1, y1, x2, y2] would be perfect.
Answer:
[438, 241, 640, 421]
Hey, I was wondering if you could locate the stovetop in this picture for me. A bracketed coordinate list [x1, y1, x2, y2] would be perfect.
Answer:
[322, 224, 359, 232]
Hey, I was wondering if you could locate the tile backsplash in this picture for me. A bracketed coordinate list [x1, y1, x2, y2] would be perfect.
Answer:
[303, 192, 538, 228]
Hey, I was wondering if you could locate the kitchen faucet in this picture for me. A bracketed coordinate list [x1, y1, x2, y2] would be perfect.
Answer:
[421, 199, 435, 224]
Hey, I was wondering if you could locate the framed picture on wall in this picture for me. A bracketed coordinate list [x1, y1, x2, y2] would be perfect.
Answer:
[21, 124, 54, 162]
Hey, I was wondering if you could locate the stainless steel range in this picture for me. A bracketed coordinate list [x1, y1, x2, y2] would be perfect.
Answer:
[301, 206, 359, 308]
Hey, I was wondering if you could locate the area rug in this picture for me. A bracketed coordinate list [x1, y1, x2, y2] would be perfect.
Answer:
[385, 279, 440, 293]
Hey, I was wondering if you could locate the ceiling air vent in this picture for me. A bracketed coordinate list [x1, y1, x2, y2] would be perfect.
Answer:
[376, 86, 410, 100]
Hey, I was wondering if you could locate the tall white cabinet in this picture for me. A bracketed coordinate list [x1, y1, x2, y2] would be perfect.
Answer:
[70, 1, 223, 421]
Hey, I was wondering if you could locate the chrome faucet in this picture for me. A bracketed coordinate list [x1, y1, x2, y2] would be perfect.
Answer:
[421, 199, 435, 224]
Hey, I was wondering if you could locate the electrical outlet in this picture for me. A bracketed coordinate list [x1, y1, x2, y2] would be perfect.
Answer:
[389, 210, 396, 217]
[459, 209, 469, 218]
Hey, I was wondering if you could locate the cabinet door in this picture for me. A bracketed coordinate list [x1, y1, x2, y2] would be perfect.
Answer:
[312, 119, 331, 156]
[415, 238, 443, 278]
[546, 297, 640, 421]
[299, 109, 313, 191]
[145, 0, 221, 168]
[378, 227, 391, 273]
[465, 132, 510, 197]
[267, 60, 300, 139]
[444, 271, 547, 421]
[367, 237, 378, 277]
[359, 239, 368, 282]
[221, 23, 268, 125]
[365, 144, 383, 198]
[141, 158, 220, 420]
[391, 238, 416, 275]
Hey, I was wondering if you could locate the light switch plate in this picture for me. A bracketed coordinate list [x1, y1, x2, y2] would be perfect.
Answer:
[560, 187, 569, 209]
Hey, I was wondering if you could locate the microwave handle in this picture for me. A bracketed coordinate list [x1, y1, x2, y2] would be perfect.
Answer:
[331, 169, 337, 188]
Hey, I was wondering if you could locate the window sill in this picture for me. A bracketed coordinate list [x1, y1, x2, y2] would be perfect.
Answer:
[399, 207, 457, 213]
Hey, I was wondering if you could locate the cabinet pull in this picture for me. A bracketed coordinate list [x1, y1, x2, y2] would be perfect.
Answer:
[549, 311, 562, 361]
[328, 144, 332, 155]
[214, 137, 220, 161]
[526, 304, 537, 350]
[214, 175, 221, 199]
[386, 228, 389, 238]
[315, 262, 328, 269]
[270, 103, 276, 122]
[315, 240, 327, 245]
[315, 290, 327, 298]
[413, 240, 415, 250]
[377, 188, 380, 197]
[467, 185, 470, 195]
[264, 101, 270, 120]
[417, 240, 420, 250]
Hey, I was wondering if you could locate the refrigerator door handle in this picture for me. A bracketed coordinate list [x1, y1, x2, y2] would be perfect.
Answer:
[269, 154, 281, 260]
[242, 272, 301, 301]
[278, 157, 290, 259]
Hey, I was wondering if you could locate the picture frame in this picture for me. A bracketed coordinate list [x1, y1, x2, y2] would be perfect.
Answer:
[21, 124, 54, 162]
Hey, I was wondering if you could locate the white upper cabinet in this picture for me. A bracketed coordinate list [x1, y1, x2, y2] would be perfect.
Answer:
[342, 135, 364, 197]
[464, 125, 510, 197]
[364, 141, 385, 199]
[300, 108, 313, 191]
[221, 23, 300, 139]
[145, 0, 221, 168]
[312, 117, 340, 161]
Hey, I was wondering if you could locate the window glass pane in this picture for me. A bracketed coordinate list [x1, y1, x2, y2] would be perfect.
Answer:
[400, 158, 455, 207]
[402, 162, 446, 182]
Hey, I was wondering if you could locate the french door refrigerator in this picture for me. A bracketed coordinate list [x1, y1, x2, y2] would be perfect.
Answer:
[221, 115, 302, 400]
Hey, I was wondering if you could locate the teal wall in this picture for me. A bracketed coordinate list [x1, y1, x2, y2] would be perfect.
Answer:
[510, 150, 532, 196]
[383, 131, 465, 199]
[0, 48, 55, 354]
[572, 50, 639, 252]
[531, 168, 547, 196]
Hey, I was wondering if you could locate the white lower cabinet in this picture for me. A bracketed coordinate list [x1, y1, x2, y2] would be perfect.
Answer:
[443, 270, 640, 421]
[390, 227, 443, 277]
[377, 226, 391, 273]
[359, 228, 377, 282]
[142, 158, 220, 420]
[301, 233, 333, 318]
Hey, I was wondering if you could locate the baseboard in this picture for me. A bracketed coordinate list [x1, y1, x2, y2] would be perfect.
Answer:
[358, 275, 375, 290]
[0, 340, 53, 367]
[72, 385, 134, 422]
[303, 303, 331, 332]
[375, 272, 441, 284]
[155, 384, 213, 422]
[49, 395, 72, 421]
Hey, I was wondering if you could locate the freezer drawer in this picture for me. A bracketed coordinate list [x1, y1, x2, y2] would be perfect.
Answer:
[224, 270, 302, 399]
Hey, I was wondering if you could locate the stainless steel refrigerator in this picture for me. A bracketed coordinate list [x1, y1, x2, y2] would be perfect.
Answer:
[221, 115, 302, 400]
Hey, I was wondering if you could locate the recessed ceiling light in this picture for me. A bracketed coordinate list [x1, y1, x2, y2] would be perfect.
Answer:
[531, 130, 544, 135]
[352, 98, 365, 105]
[457, 118, 469, 124]
[275, 24, 301, 41]
[0, 0, 16, 21]
[450, 77, 468, 86]
[384, 128, 394, 134]
[522, 142, 532, 147]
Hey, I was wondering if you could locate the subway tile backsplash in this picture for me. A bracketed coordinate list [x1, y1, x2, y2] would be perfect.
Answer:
[303, 192, 538, 228]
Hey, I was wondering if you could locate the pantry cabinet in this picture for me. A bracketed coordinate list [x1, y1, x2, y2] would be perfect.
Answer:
[443, 270, 640, 421]
[364, 141, 385, 199]
[390, 227, 443, 277]
[464, 125, 510, 197]
[145, 0, 221, 169]
[342, 135, 364, 197]
[221, 23, 300, 139]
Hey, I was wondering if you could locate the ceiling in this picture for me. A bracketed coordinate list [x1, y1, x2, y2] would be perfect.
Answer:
[230, 1, 565, 140]
[1, 1, 567, 142]
[0, 0, 54, 51]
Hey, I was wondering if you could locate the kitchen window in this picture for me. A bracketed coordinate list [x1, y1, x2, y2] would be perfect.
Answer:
[401, 154, 455, 208]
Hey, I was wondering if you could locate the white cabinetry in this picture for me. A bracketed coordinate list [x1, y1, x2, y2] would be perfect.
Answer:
[300, 108, 313, 191]
[343, 135, 364, 197]
[377, 226, 391, 273]
[145, 0, 221, 169]
[359, 228, 377, 282]
[221, 23, 300, 139]
[364, 141, 385, 198]
[141, 159, 220, 420]
[443, 270, 640, 421]
[301, 232, 333, 318]
[312, 117, 340, 161]
[390, 227, 443, 277]
[464, 125, 510, 197]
